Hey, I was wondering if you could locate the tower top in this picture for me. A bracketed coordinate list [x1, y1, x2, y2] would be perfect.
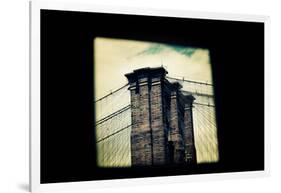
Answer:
[125, 67, 168, 83]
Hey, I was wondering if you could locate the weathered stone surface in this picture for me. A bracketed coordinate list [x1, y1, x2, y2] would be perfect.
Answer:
[130, 80, 153, 166]
[169, 88, 185, 164]
[125, 67, 197, 166]
[183, 96, 197, 163]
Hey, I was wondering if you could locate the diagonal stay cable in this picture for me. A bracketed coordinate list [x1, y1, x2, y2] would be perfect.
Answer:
[166, 76, 214, 86]
[95, 104, 131, 126]
[94, 83, 129, 103]
[193, 102, 215, 108]
[96, 124, 132, 143]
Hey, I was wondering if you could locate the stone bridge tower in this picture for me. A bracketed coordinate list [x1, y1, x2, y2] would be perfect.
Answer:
[125, 67, 197, 166]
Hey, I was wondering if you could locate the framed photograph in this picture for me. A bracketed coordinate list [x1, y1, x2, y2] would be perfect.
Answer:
[30, 1, 269, 192]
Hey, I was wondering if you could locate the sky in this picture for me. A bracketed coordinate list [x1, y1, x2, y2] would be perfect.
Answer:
[94, 37, 213, 99]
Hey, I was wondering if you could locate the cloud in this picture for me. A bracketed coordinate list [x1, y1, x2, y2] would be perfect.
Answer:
[135, 43, 197, 57]
[136, 44, 165, 55]
[169, 45, 196, 57]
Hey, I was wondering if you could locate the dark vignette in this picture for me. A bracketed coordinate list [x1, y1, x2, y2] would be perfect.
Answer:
[40, 9, 264, 183]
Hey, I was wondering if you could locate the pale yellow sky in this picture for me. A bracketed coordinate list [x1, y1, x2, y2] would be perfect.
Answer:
[94, 37, 212, 99]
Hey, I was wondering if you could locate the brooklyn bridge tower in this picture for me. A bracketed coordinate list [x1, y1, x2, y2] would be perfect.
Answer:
[125, 67, 197, 166]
